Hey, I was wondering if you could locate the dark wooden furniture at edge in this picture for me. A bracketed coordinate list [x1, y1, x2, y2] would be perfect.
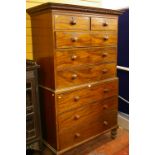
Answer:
[27, 3, 122, 155]
[26, 60, 42, 152]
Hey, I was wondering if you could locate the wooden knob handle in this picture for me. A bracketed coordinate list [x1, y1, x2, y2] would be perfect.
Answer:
[71, 55, 77, 60]
[104, 89, 109, 93]
[103, 22, 108, 26]
[72, 74, 77, 80]
[103, 35, 109, 40]
[74, 115, 80, 120]
[103, 105, 108, 109]
[70, 17, 76, 25]
[70, 19, 77, 25]
[88, 84, 92, 88]
[58, 96, 62, 99]
[74, 96, 80, 101]
[75, 133, 81, 138]
[71, 37, 78, 42]
[103, 121, 108, 126]
[102, 52, 108, 57]
[102, 69, 108, 73]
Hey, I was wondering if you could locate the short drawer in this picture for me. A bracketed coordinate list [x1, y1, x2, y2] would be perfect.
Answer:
[54, 14, 90, 30]
[91, 31, 117, 47]
[58, 108, 117, 149]
[58, 96, 118, 129]
[91, 17, 117, 31]
[56, 47, 117, 70]
[55, 32, 91, 48]
[56, 63, 116, 89]
[57, 78, 118, 114]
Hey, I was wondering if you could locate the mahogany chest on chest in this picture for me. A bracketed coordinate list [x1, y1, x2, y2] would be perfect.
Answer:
[27, 3, 122, 154]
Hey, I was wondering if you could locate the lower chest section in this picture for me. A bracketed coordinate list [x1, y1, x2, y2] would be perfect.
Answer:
[56, 78, 118, 150]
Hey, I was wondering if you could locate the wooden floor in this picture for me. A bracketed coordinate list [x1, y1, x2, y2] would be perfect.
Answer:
[27, 127, 129, 155]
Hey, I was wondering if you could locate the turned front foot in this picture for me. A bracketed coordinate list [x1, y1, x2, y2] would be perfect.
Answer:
[111, 128, 117, 139]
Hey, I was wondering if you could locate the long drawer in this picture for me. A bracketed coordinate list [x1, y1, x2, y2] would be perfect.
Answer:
[58, 107, 117, 149]
[58, 96, 118, 129]
[56, 63, 116, 89]
[56, 47, 117, 69]
[57, 78, 118, 114]
[55, 31, 117, 49]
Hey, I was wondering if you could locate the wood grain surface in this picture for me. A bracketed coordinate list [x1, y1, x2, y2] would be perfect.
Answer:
[58, 97, 118, 130]
[56, 47, 117, 69]
[56, 63, 116, 88]
[91, 16, 118, 31]
[91, 31, 117, 46]
[57, 79, 118, 114]
[54, 14, 90, 30]
[56, 32, 91, 48]
[58, 109, 117, 149]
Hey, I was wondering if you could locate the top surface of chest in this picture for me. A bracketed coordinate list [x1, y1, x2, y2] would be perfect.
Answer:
[27, 2, 122, 15]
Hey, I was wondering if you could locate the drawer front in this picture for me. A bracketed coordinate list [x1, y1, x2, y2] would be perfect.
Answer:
[57, 78, 118, 114]
[91, 31, 117, 47]
[56, 63, 116, 88]
[54, 14, 90, 30]
[55, 32, 91, 48]
[91, 17, 117, 31]
[59, 108, 117, 149]
[56, 47, 117, 69]
[58, 96, 118, 129]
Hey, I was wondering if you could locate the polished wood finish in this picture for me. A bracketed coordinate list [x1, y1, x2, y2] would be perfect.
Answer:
[27, 2, 121, 154]
[56, 32, 91, 48]
[57, 79, 118, 114]
[39, 88, 57, 149]
[59, 109, 117, 149]
[54, 14, 90, 30]
[56, 47, 117, 69]
[58, 97, 118, 129]
[56, 63, 116, 88]
[91, 16, 118, 31]
[27, 2, 123, 15]
[91, 31, 117, 46]
[26, 60, 42, 151]
[56, 32, 117, 48]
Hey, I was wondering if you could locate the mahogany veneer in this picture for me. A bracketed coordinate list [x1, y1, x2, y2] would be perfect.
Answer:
[27, 2, 122, 154]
